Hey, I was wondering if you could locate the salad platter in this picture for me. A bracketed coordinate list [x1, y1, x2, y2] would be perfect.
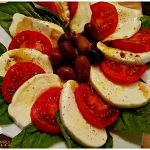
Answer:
[0, 1, 150, 148]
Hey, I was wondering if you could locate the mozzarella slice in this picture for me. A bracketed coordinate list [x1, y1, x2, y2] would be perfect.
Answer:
[9, 13, 64, 48]
[90, 66, 150, 108]
[69, 2, 92, 33]
[0, 48, 53, 77]
[103, 3, 141, 42]
[118, 2, 142, 14]
[141, 69, 150, 86]
[97, 42, 150, 65]
[59, 80, 107, 147]
[8, 74, 62, 128]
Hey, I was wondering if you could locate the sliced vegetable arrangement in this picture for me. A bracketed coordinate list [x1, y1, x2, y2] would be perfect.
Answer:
[2, 62, 45, 103]
[1, 1, 150, 148]
[8, 30, 52, 55]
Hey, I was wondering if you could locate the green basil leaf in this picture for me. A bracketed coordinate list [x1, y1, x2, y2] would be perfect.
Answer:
[141, 16, 150, 28]
[0, 92, 13, 125]
[11, 124, 64, 148]
[102, 131, 113, 148]
[56, 112, 82, 148]
[109, 102, 150, 134]
[0, 42, 7, 56]
[0, 2, 66, 36]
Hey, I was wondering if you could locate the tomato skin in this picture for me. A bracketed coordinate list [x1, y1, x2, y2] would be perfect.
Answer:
[67, 2, 78, 20]
[75, 83, 120, 128]
[90, 2, 118, 40]
[111, 28, 150, 53]
[2, 62, 45, 103]
[31, 87, 62, 134]
[8, 31, 52, 55]
[100, 60, 147, 85]
[35, 2, 58, 14]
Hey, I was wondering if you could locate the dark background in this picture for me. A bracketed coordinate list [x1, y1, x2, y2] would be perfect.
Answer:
[142, 2, 150, 15]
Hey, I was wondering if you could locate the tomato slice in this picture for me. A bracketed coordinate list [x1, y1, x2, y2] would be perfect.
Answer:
[75, 83, 119, 128]
[2, 62, 45, 103]
[90, 2, 118, 40]
[35, 2, 58, 14]
[111, 28, 150, 53]
[31, 87, 62, 134]
[100, 60, 147, 85]
[67, 2, 78, 20]
[8, 31, 52, 55]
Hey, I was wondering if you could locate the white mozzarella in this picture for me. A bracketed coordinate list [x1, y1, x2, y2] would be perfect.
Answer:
[8, 74, 62, 128]
[97, 42, 150, 65]
[0, 48, 53, 77]
[69, 2, 92, 33]
[103, 3, 141, 41]
[90, 66, 150, 108]
[141, 69, 150, 86]
[9, 13, 64, 48]
[59, 80, 107, 147]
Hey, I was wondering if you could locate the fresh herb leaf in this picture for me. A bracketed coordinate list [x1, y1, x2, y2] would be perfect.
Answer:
[56, 112, 82, 148]
[0, 77, 13, 124]
[102, 131, 113, 148]
[141, 16, 150, 28]
[0, 42, 7, 56]
[0, 89, 13, 125]
[109, 102, 150, 134]
[11, 124, 64, 148]
[0, 2, 66, 35]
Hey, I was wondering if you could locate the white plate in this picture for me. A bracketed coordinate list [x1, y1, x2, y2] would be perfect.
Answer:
[0, 26, 142, 148]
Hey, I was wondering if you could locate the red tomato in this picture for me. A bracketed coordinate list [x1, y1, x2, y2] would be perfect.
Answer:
[35, 2, 58, 14]
[100, 60, 147, 85]
[67, 2, 78, 20]
[90, 2, 118, 40]
[2, 62, 45, 103]
[111, 28, 150, 53]
[31, 87, 62, 134]
[75, 83, 119, 128]
[8, 31, 52, 55]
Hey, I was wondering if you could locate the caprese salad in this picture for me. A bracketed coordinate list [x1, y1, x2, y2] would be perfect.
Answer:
[0, 1, 150, 148]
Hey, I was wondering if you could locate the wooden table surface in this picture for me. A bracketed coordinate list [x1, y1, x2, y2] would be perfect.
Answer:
[142, 134, 150, 148]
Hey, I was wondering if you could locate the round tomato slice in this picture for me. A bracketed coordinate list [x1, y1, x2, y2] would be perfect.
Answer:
[2, 62, 45, 103]
[75, 83, 119, 128]
[111, 28, 150, 53]
[8, 31, 52, 55]
[67, 2, 78, 20]
[31, 87, 62, 134]
[100, 60, 147, 85]
[35, 2, 58, 14]
[90, 2, 118, 40]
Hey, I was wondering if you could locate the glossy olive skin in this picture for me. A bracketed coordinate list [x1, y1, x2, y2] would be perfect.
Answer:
[74, 35, 91, 54]
[57, 66, 76, 81]
[58, 32, 75, 44]
[75, 56, 90, 82]
[49, 48, 62, 65]
[87, 48, 104, 64]
[84, 23, 99, 40]
[59, 41, 77, 60]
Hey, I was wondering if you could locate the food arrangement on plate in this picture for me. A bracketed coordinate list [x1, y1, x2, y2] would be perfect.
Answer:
[0, 1, 150, 148]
